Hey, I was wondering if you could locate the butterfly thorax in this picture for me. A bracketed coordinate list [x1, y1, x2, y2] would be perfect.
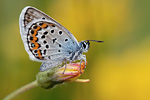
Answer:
[68, 47, 83, 61]
[68, 41, 90, 62]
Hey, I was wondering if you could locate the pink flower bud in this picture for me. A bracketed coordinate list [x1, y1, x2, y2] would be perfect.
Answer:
[36, 62, 90, 89]
[53, 62, 87, 82]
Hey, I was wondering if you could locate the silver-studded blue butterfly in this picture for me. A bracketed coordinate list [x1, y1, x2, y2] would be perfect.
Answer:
[19, 6, 103, 71]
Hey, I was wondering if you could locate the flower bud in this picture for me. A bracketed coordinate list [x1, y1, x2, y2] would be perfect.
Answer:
[36, 62, 89, 89]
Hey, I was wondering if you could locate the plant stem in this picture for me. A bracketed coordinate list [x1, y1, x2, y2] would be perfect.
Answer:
[3, 80, 38, 100]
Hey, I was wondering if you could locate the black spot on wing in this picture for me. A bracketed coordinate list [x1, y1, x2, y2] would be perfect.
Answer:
[51, 30, 54, 33]
[34, 50, 37, 53]
[46, 45, 49, 48]
[44, 49, 46, 55]
[65, 39, 68, 41]
[41, 35, 45, 39]
[59, 31, 62, 35]
[39, 23, 44, 26]
[43, 31, 48, 35]
[59, 44, 61, 47]
[43, 40, 47, 44]
[33, 25, 37, 29]
[30, 36, 33, 40]
[52, 38, 57, 43]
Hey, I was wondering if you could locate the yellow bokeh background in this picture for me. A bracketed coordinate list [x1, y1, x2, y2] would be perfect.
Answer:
[0, 0, 150, 100]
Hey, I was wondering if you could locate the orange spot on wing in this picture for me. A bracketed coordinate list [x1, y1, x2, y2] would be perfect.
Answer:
[37, 50, 43, 59]
[41, 23, 48, 28]
[30, 37, 38, 42]
[32, 43, 39, 50]
[49, 23, 55, 26]
[31, 31, 37, 36]
[35, 26, 41, 31]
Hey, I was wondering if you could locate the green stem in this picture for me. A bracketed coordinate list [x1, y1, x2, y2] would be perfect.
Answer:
[3, 80, 38, 100]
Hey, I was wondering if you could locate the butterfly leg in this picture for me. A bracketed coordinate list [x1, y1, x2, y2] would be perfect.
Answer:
[63, 59, 67, 74]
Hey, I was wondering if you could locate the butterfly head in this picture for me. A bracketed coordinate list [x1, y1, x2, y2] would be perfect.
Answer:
[80, 41, 90, 53]
[80, 40, 104, 53]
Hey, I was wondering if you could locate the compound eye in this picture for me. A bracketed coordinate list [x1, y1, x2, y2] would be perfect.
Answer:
[82, 42, 86, 49]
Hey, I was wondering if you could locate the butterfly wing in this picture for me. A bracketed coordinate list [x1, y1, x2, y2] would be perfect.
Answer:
[19, 6, 79, 48]
[19, 6, 80, 71]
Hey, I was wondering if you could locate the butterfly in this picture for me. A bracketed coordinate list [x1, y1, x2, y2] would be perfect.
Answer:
[19, 6, 103, 72]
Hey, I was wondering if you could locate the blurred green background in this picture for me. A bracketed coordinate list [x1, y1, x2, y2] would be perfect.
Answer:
[1, 0, 150, 100]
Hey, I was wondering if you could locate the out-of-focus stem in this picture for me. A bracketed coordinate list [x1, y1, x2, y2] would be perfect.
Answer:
[3, 80, 38, 100]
